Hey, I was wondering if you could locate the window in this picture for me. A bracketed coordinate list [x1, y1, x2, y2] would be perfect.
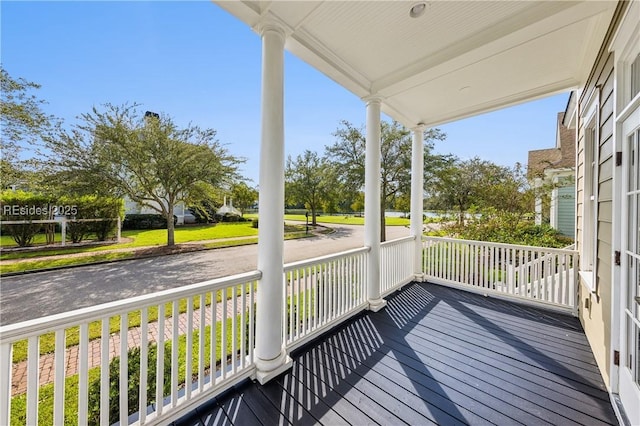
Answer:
[580, 94, 599, 292]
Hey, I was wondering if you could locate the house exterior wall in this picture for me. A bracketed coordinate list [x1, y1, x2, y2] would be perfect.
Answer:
[575, 2, 627, 390]
[555, 184, 575, 238]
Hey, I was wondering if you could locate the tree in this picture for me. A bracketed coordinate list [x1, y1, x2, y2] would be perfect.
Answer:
[326, 120, 447, 241]
[285, 150, 331, 225]
[230, 182, 258, 216]
[44, 104, 242, 246]
[428, 157, 530, 224]
[0, 67, 56, 188]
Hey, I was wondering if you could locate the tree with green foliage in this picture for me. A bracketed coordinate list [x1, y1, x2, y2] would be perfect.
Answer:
[0, 67, 57, 188]
[285, 150, 332, 225]
[230, 182, 258, 216]
[326, 120, 448, 240]
[44, 104, 242, 246]
[429, 157, 533, 225]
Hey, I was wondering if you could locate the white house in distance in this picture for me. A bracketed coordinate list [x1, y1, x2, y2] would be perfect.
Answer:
[528, 108, 577, 239]
[123, 197, 189, 225]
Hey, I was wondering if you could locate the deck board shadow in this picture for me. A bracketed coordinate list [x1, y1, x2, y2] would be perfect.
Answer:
[174, 282, 619, 426]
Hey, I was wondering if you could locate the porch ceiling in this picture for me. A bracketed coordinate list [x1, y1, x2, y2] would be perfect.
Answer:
[214, 0, 616, 127]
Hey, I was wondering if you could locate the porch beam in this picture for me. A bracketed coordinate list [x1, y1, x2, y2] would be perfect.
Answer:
[411, 125, 425, 279]
[364, 96, 386, 312]
[254, 20, 292, 384]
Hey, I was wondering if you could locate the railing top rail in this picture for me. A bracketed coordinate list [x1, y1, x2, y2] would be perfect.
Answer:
[0, 270, 262, 342]
[381, 235, 415, 247]
[284, 246, 370, 271]
[422, 235, 578, 254]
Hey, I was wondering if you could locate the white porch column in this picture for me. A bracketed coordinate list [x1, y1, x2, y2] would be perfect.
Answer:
[364, 97, 386, 312]
[410, 125, 425, 279]
[255, 21, 291, 384]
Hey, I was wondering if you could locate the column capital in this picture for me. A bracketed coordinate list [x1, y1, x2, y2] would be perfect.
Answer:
[255, 19, 287, 39]
[411, 122, 426, 132]
[362, 94, 384, 106]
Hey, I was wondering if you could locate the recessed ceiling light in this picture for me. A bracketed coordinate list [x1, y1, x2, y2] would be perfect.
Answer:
[409, 2, 427, 18]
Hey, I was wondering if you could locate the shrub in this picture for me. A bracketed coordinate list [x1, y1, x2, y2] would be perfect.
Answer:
[87, 344, 171, 426]
[251, 218, 259, 228]
[215, 213, 247, 223]
[0, 190, 52, 247]
[61, 195, 124, 243]
[122, 214, 171, 230]
[444, 210, 573, 248]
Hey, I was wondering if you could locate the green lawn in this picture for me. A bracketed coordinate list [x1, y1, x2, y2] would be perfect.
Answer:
[0, 252, 136, 275]
[1, 223, 257, 256]
[0, 224, 309, 275]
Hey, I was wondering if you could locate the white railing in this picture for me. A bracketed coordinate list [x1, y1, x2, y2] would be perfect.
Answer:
[0, 270, 260, 426]
[380, 236, 416, 296]
[423, 236, 578, 312]
[283, 247, 369, 350]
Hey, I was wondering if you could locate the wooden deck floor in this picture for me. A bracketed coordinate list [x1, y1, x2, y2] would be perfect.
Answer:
[173, 282, 618, 426]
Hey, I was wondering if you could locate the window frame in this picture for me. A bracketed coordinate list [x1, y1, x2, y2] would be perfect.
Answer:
[579, 89, 600, 292]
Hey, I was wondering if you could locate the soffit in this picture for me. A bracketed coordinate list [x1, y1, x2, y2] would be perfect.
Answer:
[214, 1, 617, 127]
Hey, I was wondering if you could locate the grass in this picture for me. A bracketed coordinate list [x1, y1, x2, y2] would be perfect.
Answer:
[0, 252, 136, 274]
[1, 225, 309, 275]
[0, 222, 258, 253]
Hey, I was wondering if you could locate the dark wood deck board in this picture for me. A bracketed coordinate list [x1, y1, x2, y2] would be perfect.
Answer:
[358, 319, 611, 426]
[178, 282, 619, 426]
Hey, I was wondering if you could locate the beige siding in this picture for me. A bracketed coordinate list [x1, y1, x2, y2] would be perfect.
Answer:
[577, 21, 618, 388]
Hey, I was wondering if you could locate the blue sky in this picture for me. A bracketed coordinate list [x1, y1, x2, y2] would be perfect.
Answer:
[2, 1, 568, 184]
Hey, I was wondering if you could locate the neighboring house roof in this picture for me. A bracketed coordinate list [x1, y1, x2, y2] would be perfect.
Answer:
[527, 112, 576, 178]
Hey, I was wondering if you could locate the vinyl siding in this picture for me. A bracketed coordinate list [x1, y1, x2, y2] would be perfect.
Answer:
[577, 26, 618, 389]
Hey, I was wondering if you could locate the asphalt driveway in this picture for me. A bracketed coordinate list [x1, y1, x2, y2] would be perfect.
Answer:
[0, 224, 409, 325]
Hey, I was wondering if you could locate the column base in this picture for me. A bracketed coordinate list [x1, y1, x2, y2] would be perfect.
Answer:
[414, 273, 426, 282]
[255, 350, 293, 385]
[368, 298, 387, 312]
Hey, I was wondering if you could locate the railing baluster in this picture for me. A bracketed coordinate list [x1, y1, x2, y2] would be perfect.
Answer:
[198, 294, 206, 392]
[156, 304, 165, 416]
[100, 317, 110, 426]
[53, 329, 65, 425]
[118, 315, 128, 426]
[139, 308, 148, 424]
[220, 291, 227, 381]
[340, 257, 345, 314]
[186, 297, 193, 399]
[249, 282, 255, 364]
[80, 323, 91, 424]
[302, 268, 308, 336]
[295, 269, 301, 340]
[306, 266, 312, 332]
[240, 284, 247, 369]
[210, 290, 217, 387]
[26, 336, 39, 426]
[171, 301, 179, 408]
[231, 289, 237, 375]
